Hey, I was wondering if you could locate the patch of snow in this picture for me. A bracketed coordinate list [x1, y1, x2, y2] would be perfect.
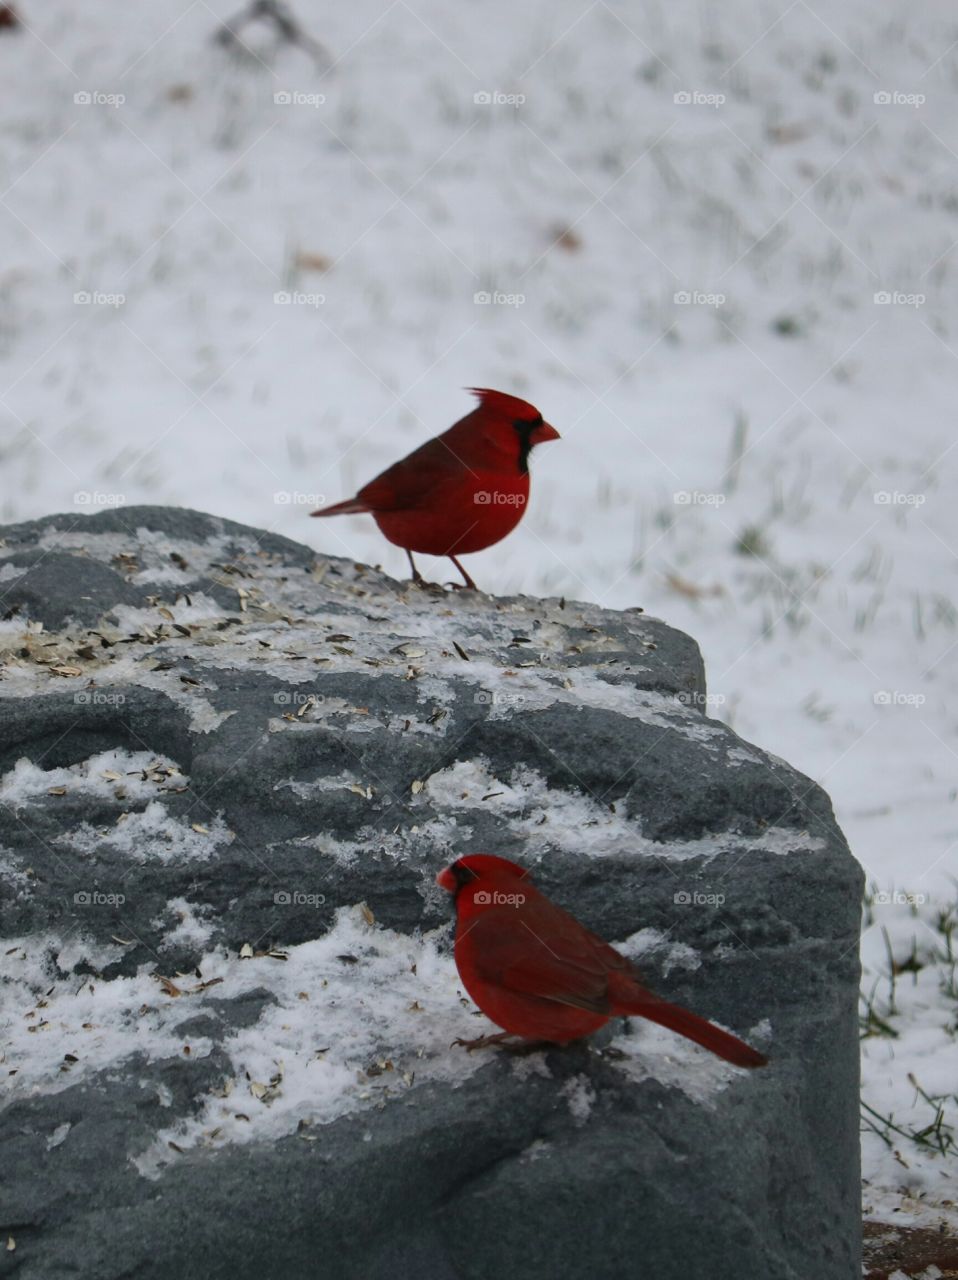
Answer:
[423, 758, 824, 861]
[55, 800, 234, 864]
[619, 929, 703, 975]
[158, 897, 216, 950]
[292, 816, 464, 869]
[561, 1073, 596, 1125]
[609, 1017, 770, 1107]
[46, 1122, 72, 1152]
[0, 749, 186, 811]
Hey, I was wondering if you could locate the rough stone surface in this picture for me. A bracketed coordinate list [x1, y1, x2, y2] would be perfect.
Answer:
[0, 506, 863, 1279]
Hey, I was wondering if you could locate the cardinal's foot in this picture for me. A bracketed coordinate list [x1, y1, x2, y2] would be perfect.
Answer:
[451, 1031, 516, 1052]
[406, 576, 445, 594]
[451, 1032, 551, 1054]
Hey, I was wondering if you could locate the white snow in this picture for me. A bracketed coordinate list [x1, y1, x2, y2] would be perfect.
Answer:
[860, 894, 958, 1233]
[608, 1017, 768, 1109]
[291, 815, 462, 868]
[560, 1073, 596, 1124]
[56, 799, 234, 864]
[0, 749, 185, 811]
[158, 896, 217, 949]
[423, 757, 823, 860]
[618, 928, 703, 976]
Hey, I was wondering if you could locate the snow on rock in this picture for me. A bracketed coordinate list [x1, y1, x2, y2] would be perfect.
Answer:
[424, 757, 827, 861]
[1, 904, 739, 1177]
[1, 909, 484, 1157]
[559, 1073, 597, 1125]
[0, 748, 185, 811]
[57, 801, 234, 864]
[608, 1018, 768, 1109]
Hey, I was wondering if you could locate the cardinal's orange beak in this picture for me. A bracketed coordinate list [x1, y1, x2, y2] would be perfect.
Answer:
[531, 421, 560, 444]
[437, 866, 457, 893]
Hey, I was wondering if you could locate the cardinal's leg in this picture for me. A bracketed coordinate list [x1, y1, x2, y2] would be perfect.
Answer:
[405, 550, 446, 592]
[405, 549, 425, 585]
[448, 555, 477, 591]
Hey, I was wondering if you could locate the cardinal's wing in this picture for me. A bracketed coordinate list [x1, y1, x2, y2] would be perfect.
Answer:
[462, 898, 632, 1015]
[357, 435, 473, 512]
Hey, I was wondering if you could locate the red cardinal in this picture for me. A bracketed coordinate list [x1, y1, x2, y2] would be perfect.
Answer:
[437, 854, 767, 1068]
[311, 389, 558, 590]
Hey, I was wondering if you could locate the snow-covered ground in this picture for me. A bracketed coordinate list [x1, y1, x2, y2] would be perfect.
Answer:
[1, 0, 956, 1243]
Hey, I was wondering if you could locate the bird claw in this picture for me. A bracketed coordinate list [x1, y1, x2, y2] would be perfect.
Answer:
[451, 1032, 549, 1054]
[406, 577, 472, 594]
[451, 1032, 515, 1052]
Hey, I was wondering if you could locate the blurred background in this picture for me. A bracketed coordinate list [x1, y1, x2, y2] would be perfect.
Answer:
[1, 0, 956, 1229]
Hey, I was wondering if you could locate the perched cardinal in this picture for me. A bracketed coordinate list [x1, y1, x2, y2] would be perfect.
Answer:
[311, 389, 558, 590]
[437, 854, 767, 1068]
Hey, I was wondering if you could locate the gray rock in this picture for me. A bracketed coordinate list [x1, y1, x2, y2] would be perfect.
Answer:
[0, 506, 862, 1279]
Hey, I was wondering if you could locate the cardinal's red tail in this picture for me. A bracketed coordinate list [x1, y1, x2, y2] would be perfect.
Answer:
[310, 497, 369, 518]
[609, 978, 767, 1069]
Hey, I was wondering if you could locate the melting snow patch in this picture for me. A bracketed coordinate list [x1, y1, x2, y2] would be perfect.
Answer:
[618, 929, 702, 975]
[46, 1122, 71, 1151]
[0, 749, 186, 811]
[423, 758, 638, 858]
[608, 1017, 769, 1106]
[181, 700, 237, 734]
[436, 654, 725, 745]
[275, 771, 376, 800]
[422, 759, 824, 862]
[158, 897, 216, 949]
[293, 816, 464, 872]
[56, 800, 233, 863]
[134, 907, 489, 1175]
[561, 1073, 596, 1124]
